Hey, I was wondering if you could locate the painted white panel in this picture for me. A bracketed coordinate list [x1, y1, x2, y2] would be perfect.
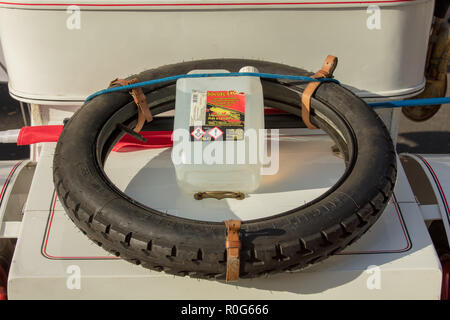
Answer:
[0, 0, 433, 104]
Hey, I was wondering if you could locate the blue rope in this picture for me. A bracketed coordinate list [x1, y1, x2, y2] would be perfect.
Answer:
[369, 97, 450, 109]
[84, 72, 450, 109]
[84, 72, 339, 102]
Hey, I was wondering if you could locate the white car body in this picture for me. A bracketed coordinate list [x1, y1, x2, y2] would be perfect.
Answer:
[0, 0, 449, 299]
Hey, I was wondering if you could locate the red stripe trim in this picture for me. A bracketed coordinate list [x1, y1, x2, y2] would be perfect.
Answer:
[0, 0, 416, 7]
[416, 155, 450, 221]
[45, 194, 410, 259]
[0, 161, 22, 207]
[339, 196, 411, 255]
[42, 194, 119, 260]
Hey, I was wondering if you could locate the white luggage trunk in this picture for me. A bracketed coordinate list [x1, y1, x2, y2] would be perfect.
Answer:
[0, 0, 434, 104]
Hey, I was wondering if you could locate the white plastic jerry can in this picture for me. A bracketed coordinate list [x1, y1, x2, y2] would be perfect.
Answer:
[171, 68, 265, 194]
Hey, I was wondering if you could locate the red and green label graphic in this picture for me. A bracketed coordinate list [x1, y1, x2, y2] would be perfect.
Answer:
[189, 90, 245, 141]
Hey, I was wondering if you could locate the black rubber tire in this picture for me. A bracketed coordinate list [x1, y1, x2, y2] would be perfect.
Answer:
[53, 59, 396, 279]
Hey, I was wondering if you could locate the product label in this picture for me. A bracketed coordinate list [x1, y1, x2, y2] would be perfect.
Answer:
[189, 90, 245, 141]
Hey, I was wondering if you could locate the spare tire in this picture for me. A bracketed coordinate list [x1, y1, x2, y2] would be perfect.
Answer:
[53, 59, 396, 279]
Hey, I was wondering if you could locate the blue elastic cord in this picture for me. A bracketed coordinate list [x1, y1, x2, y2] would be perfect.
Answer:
[84, 72, 450, 109]
[369, 97, 450, 109]
[84, 72, 339, 102]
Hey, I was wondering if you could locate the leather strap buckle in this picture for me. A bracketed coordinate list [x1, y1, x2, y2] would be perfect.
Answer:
[109, 78, 152, 133]
[301, 55, 338, 129]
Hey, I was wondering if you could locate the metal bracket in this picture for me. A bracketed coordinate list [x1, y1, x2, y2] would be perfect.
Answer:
[194, 191, 245, 200]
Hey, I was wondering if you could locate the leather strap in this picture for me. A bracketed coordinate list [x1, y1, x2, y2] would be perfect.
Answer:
[224, 220, 241, 282]
[301, 55, 338, 129]
[109, 78, 153, 132]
